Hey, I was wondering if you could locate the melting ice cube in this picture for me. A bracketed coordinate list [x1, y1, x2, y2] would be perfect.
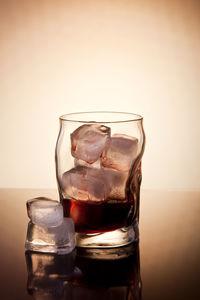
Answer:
[25, 218, 75, 255]
[103, 168, 129, 200]
[74, 158, 101, 169]
[71, 124, 111, 164]
[61, 166, 112, 202]
[26, 197, 63, 227]
[102, 134, 138, 171]
[61, 166, 128, 201]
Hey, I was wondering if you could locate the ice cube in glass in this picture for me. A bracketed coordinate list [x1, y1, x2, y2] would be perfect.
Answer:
[61, 166, 112, 201]
[71, 124, 111, 164]
[102, 134, 138, 171]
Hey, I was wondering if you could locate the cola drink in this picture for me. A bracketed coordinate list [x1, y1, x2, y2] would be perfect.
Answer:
[62, 197, 133, 233]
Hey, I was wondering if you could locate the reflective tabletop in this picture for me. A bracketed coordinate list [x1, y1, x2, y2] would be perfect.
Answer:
[0, 189, 199, 299]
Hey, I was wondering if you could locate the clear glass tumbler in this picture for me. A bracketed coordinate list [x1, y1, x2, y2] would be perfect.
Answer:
[55, 112, 145, 248]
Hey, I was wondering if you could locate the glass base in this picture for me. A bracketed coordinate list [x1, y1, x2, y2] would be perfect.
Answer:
[75, 223, 139, 248]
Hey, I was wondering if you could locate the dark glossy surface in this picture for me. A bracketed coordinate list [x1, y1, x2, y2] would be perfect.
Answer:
[0, 189, 199, 299]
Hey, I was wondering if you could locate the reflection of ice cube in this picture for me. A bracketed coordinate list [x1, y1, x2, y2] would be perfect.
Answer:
[71, 124, 111, 163]
[61, 166, 112, 202]
[26, 197, 63, 227]
[25, 218, 75, 255]
[102, 134, 138, 171]
[27, 277, 64, 300]
[26, 250, 75, 279]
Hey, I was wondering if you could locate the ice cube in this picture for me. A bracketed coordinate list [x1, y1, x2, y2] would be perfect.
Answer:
[71, 124, 111, 164]
[26, 197, 63, 228]
[61, 166, 112, 201]
[102, 134, 138, 171]
[103, 169, 129, 200]
[74, 158, 101, 169]
[25, 218, 75, 255]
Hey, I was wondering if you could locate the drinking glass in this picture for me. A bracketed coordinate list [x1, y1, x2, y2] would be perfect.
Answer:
[55, 112, 145, 248]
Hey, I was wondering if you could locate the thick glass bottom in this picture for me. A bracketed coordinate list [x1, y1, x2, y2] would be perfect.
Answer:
[75, 223, 139, 248]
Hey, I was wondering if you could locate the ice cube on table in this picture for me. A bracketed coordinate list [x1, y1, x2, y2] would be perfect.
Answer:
[25, 218, 75, 255]
[61, 166, 112, 202]
[26, 197, 63, 227]
[71, 124, 111, 164]
[102, 134, 138, 171]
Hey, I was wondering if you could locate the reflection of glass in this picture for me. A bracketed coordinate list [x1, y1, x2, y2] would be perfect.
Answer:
[25, 243, 142, 300]
[71, 242, 142, 300]
[55, 112, 145, 247]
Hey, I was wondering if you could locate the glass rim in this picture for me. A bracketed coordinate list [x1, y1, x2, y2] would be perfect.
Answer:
[59, 111, 143, 124]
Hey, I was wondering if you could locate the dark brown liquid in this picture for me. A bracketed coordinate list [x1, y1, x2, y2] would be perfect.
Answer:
[62, 198, 132, 233]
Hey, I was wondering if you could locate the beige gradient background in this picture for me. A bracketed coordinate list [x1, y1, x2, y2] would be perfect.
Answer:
[0, 0, 200, 190]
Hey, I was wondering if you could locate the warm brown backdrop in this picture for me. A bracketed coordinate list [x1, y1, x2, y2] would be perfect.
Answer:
[0, 0, 200, 190]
